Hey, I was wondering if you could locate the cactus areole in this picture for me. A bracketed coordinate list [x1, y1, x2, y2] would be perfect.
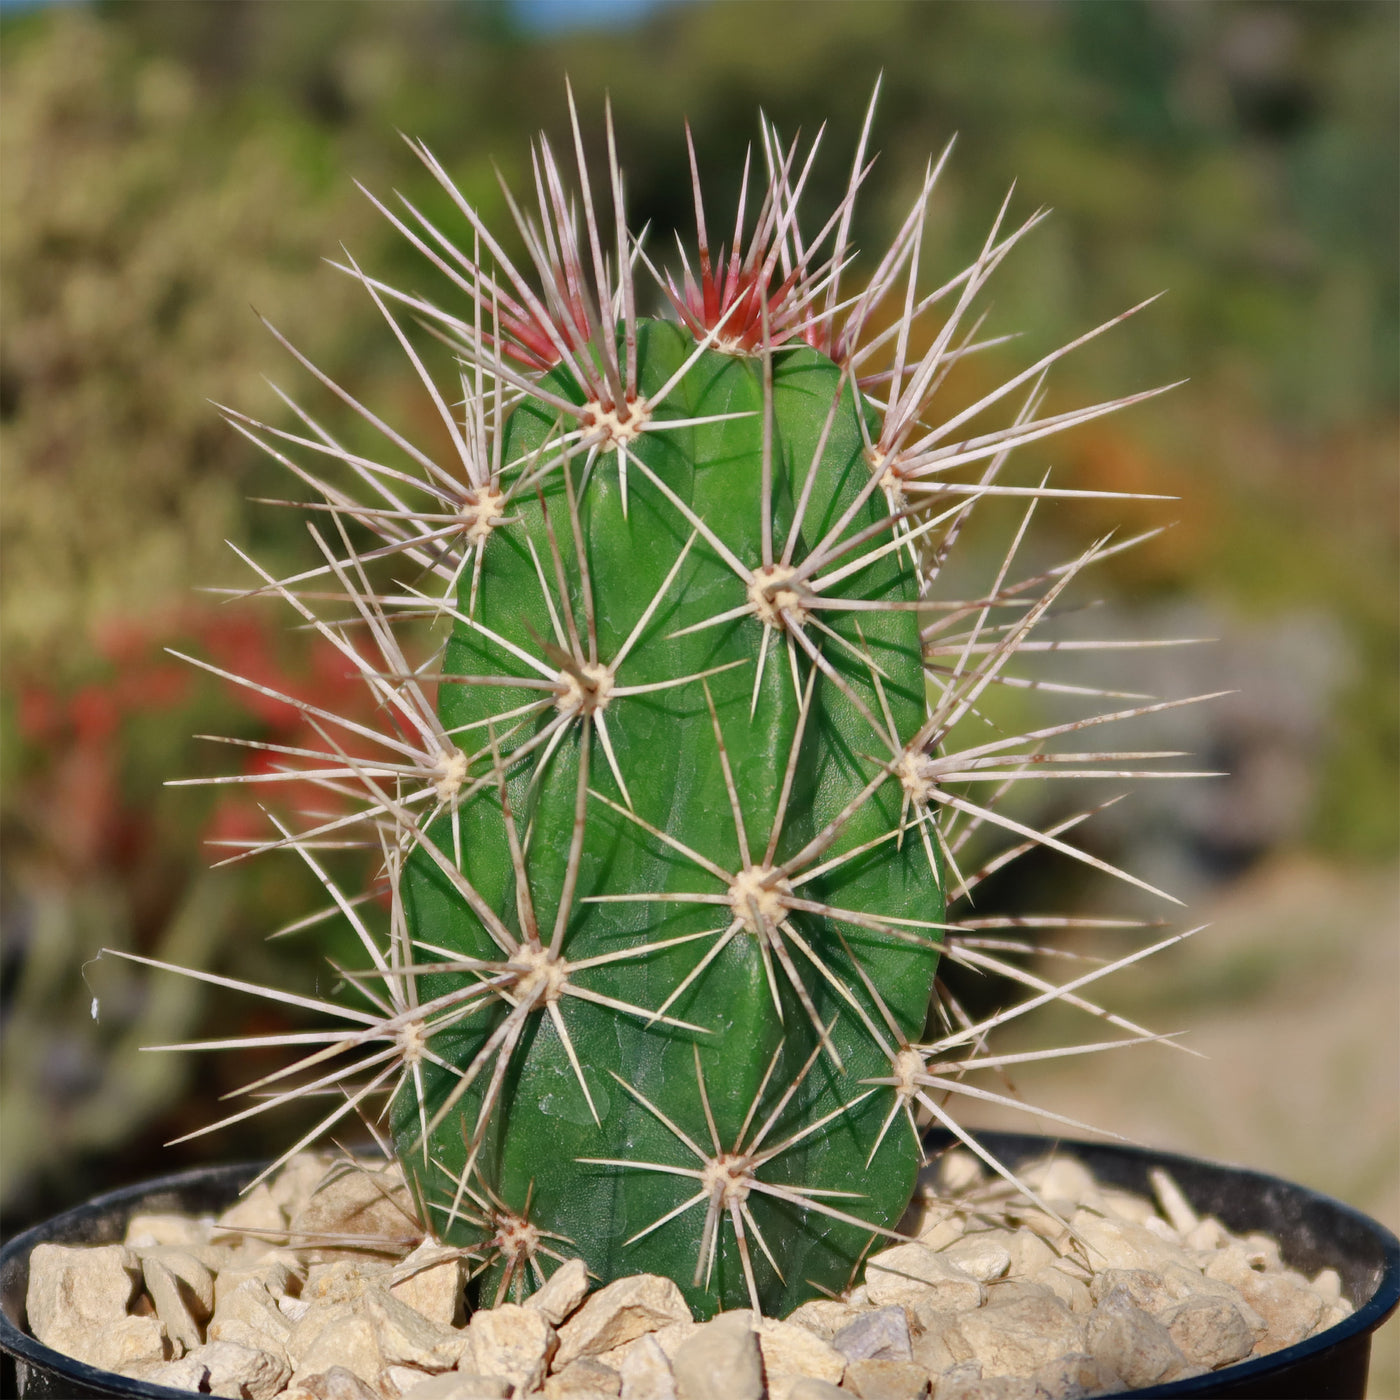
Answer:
[137, 85, 1195, 1327]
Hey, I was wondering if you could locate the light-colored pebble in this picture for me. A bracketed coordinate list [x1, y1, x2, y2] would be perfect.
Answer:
[1031, 1159, 1100, 1210]
[936, 1370, 1042, 1400]
[296, 1365, 382, 1400]
[270, 1154, 337, 1218]
[909, 1310, 975, 1374]
[841, 1358, 928, 1400]
[367, 1285, 472, 1370]
[545, 1357, 623, 1399]
[783, 1298, 859, 1341]
[1030, 1353, 1118, 1400]
[1158, 1294, 1256, 1369]
[1148, 1169, 1198, 1236]
[555, 1274, 691, 1369]
[287, 1302, 383, 1386]
[468, 1300, 558, 1391]
[756, 1317, 846, 1400]
[956, 1294, 1084, 1379]
[210, 1277, 294, 1351]
[218, 1254, 303, 1304]
[126, 1213, 212, 1249]
[215, 1184, 287, 1245]
[672, 1311, 763, 1400]
[389, 1248, 470, 1321]
[1087, 1267, 1175, 1314]
[400, 1377, 515, 1400]
[143, 1253, 210, 1354]
[1071, 1210, 1194, 1274]
[832, 1306, 912, 1363]
[939, 1235, 1011, 1283]
[289, 1163, 421, 1261]
[618, 1331, 677, 1400]
[305, 1259, 390, 1306]
[400, 1375, 515, 1400]
[1084, 1294, 1193, 1388]
[864, 1243, 982, 1312]
[1029, 1266, 1092, 1315]
[26, 1242, 141, 1354]
[1003, 1229, 1056, 1281]
[188, 1338, 293, 1400]
[525, 1258, 592, 1327]
[784, 1380, 846, 1400]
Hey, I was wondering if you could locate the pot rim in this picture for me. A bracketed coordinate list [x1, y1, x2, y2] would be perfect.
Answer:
[1, 1138, 1396, 1400]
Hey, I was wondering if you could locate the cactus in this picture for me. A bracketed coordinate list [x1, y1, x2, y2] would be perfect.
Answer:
[117, 88, 1209, 1321]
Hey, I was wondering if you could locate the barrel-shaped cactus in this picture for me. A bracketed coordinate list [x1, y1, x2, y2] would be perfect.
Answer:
[123, 88, 1206, 1322]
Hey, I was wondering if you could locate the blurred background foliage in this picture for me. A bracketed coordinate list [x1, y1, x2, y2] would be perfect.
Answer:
[1, 4, 1395, 1368]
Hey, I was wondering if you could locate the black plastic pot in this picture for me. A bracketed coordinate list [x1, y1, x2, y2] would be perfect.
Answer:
[1, 1135, 1395, 1399]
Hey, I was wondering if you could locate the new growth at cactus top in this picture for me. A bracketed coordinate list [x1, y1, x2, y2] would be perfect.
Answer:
[117, 84, 1214, 1320]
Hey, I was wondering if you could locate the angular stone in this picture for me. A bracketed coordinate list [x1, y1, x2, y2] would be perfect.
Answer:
[1158, 1294, 1255, 1369]
[187, 1339, 293, 1400]
[1030, 1265, 1092, 1315]
[672, 1312, 762, 1400]
[367, 1286, 472, 1370]
[298, 1365, 383, 1400]
[210, 1277, 294, 1351]
[784, 1381, 845, 1400]
[1088, 1268, 1175, 1315]
[525, 1258, 591, 1327]
[909, 1310, 974, 1374]
[397, 1377, 518, 1400]
[618, 1332, 677, 1400]
[1185, 1217, 1228, 1253]
[599, 1318, 702, 1371]
[956, 1294, 1084, 1378]
[287, 1301, 383, 1385]
[215, 1183, 287, 1247]
[127, 1354, 212, 1391]
[843, 1359, 928, 1400]
[1241, 1272, 1327, 1354]
[468, 1301, 558, 1391]
[832, 1306, 912, 1363]
[939, 1235, 1011, 1283]
[1099, 1188, 1160, 1228]
[1312, 1268, 1343, 1303]
[126, 1213, 212, 1249]
[782, 1298, 859, 1341]
[290, 1162, 422, 1261]
[936, 1371, 1041, 1400]
[1084, 1295, 1193, 1388]
[1003, 1229, 1056, 1281]
[306, 1258, 393, 1306]
[143, 1253, 211, 1354]
[218, 1254, 303, 1304]
[756, 1317, 845, 1400]
[1072, 1211, 1193, 1274]
[1032, 1159, 1101, 1209]
[270, 1152, 338, 1217]
[555, 1274, 691, 1369]
[934, 1152, 984, 1195]
[88, 1315, 171, 1373]
[1148, 1169, 1199, 1236]
[864, 1243, 982, 1311]
[546, 1357, 623, 1399]
[399, 1374, 516, 1400]
[1031, 1353, 1117, 1400]
[26, 1242, 141, 1350]
[915, 1199, 965, 1245]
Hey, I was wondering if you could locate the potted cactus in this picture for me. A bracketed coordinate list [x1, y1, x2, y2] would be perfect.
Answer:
[2, 88, 1395, 1400]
